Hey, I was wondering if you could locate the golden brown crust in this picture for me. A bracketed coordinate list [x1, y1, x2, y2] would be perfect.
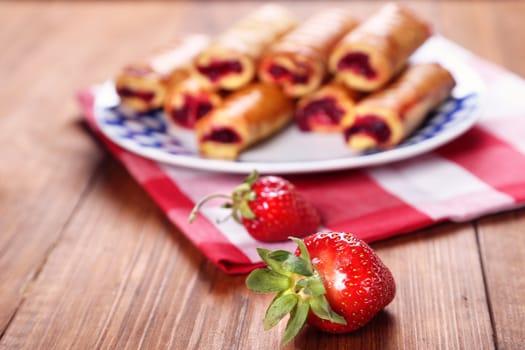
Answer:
[195, 83, 294, 160]
[194, 4, 297, 91]
[329, 3, 432, 92]
[259, 9, 358, 97]
[295, 81, 362, 132]
[115, 34, 209, 112]
[342, 62, 456, 150]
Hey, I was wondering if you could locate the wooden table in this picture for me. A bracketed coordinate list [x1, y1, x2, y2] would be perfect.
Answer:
[1, 1, 524, 349]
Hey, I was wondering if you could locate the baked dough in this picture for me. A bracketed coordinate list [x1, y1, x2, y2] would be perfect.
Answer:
[329, 3, 431, 92]
[295, 81, 362, 132]
[259, 9, 358, 97]
[194, 4, 296, 91]
[164, 76, 222, 129]
[342, 62, 456, 151]
[115, 34, 209, 112]
[195, 83, 294, 160]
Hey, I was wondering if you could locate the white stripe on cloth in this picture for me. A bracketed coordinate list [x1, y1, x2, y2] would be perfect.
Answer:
[367, 154, 515, 221]
[470, 50, 525, 155]
[473, 59, 525, 120]
[476, 68, 525, 156]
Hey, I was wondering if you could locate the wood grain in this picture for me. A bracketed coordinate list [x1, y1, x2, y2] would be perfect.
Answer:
[0, 2, 106, 335]
[0, 1, 524, 349]
[477, 210, 525, 350]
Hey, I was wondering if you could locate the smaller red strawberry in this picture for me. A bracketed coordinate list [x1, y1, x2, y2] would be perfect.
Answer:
[189, 171, 320, 242]
[246, 232, 395, 346]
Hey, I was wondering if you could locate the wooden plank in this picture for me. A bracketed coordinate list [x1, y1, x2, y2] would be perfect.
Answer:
[438, 0, 525, 77]
[477, 210, 525, 350]
[441, 2, 525, 348]
[489, 1, 525, 77]
[0, 3, 106, 334]
[0, 0, 219, 336]
[0, 159, 229, 349]
[0, 0, 199, 334]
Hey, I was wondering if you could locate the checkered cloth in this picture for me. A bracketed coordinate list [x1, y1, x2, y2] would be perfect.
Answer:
[78, 37, 525, 274]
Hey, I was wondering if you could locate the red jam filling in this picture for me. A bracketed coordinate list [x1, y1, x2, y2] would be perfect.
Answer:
[116, 87, 155, 103]
[202, 127, 241, 144]
[197, 60, 243, 82]
[268, 64, 310, 85]
[171, 95, 213, 128]
[295, 97, 345, 131]
[344, 115, 391, 143]
[337, 52, 377, 79]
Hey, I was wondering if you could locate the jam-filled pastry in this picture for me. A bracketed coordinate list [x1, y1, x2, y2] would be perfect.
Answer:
[194, 4, 296, 91]
[329, 3, 431, 92]
[195, 83, 294, 160]
[164, 76, 222, 129]
[116, 34, 209, 113]
[342, 62, 455, 151]
[295, 81, 362, 132]
[258, 9, 358, 97]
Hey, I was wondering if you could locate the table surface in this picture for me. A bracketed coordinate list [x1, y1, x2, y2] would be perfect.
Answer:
[1, 1, 524, 349]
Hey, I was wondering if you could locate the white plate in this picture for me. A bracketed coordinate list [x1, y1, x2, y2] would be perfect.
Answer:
[93, 36, 483, 174]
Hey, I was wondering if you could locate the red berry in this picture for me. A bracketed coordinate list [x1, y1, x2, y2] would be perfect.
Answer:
[300, 231, 396, 333]
[246, 232, 395, 346]
[189, 171, 320, 242]
[242, 176, 320, 241]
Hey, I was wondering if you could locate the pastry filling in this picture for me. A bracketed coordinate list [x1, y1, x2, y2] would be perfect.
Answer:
[171, 94, 213, 128]
[295, 97, 345, 131]
[197, 60, 243, 82]
[344, 115, 391, 143]
[268, 64, 310, 85]
[202, 127, 241, 143]
[117, 87, 156, 103]
[337, 52, 377, 79]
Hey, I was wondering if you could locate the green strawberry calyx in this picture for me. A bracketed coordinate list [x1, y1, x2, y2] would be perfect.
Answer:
[188, 170, 259, 224]
[246, 237, 346, 346]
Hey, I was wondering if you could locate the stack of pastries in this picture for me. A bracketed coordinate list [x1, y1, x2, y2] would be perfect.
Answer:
[115, 3, 456, 160]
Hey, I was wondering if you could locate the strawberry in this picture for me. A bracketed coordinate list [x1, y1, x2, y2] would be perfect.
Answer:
[189, 171, 321, 242]
[246, 232, 395, 346]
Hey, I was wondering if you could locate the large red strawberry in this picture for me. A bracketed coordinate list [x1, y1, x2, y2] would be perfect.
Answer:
[246, 231, 395, 345]
[189, 171, 321, 242]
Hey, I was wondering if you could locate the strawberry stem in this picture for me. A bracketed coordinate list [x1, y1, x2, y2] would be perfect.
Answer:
[188, 193, 233, 223]
[189, 170, 260, 225]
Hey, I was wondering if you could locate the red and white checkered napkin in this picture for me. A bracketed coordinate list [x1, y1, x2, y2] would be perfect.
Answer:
[78, 38, 525, 274]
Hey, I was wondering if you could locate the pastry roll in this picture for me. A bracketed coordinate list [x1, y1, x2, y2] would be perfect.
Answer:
[258, 9, 358, 97]
[342, 63, 455, 151]
[194, 4, 296, 91]
[116, 34, 209, 113]
[329, 3, 431, 92]
[164, 76, 222, 129]
[295, 81, 362, 132]
[195, 83, 294, 160]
